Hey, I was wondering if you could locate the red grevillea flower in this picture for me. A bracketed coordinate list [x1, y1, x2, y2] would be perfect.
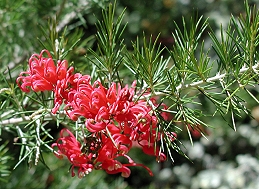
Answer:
[17, 50, 176, 178]
[51, 129, 94, 178]
[52, 127, 157, 178]
[17, 50, 177, 179]
[101, 159, 131, 178]
[64, 79, 171, 162]
[51, 65, 75, 114]
[65, 80, 136, 123]
[17, 50, 57, 92]
[16, 49, 75, 113]
[96, 132, 153, 178]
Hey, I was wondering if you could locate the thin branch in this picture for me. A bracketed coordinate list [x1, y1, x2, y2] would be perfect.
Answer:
[136, 63, 259, 100]
[0, 110, 66, 126]
[175, 63, 259, 92]
[1, 116, 32, 125]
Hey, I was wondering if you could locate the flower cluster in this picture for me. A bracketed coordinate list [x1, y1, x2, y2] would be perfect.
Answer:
[17, 50, 177, 178]
[16, 49, 76, 113]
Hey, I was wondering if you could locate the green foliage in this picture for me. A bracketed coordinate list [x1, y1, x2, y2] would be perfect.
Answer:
[1, 0, 259, 188]
[125, 35, 169, 92]
[0, 142, 13, 183]
[87, 2, 127, 84]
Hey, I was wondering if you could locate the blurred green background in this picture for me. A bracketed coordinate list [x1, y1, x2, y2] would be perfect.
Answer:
[1, 0, 259, 188]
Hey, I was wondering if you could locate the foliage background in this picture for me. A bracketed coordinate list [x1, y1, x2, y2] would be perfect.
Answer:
[1, 0, 259, 188]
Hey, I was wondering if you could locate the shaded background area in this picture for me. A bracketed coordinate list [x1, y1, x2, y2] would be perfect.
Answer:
[1, 0, 259, 188]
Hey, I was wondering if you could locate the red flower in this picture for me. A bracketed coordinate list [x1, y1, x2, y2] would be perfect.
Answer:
[85, 119, 107, 132]
[17, 50, 57, 92]
[52, 65, 75, 114]
[97, 133, 153, 178]
[19, 50, 176, 179]
[101, 159, 131, 178]
[16, 50, 75, 114]
[65, 81, 137, 125]
[51, 129, 94, 178]
[65, 77, 98, 120]
[140, 141, 166, 162]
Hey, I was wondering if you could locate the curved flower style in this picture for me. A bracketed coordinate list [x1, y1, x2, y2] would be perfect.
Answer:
[52, 128, 154, 178]
[51, 129, 94, 178]
[51, 65, 75, 114]
[101, 159, 131, 177]
[16, 50, 75, 113]
[65, 80, 136, 123]
[97, 133, 154, 177]
[17, 50, 57, 92]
